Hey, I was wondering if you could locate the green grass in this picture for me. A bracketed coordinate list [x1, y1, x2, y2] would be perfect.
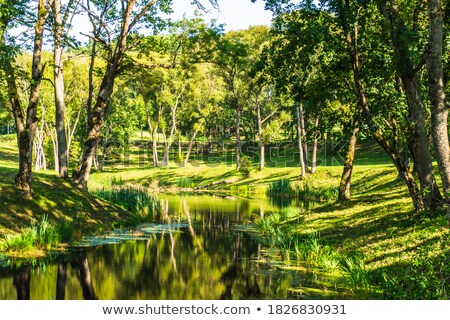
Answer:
[1, 215, 63, 253]
[267, 178, 338, 201]
[2, 136, 450, 298]
[92, 186, 160, 223]
[0, 138, 138, 257]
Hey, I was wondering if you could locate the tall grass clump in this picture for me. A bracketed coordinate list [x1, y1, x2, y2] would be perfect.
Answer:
[1, 215, 61, 252]
[340, 253, 371, 290]
[296, 182, 338, 201]
[254, 217, 372, 286]
[93, 186, 160, 221]
[177, 178, 194, 189]
[267, 179, 295, 197]
[267, 179, 337, 201]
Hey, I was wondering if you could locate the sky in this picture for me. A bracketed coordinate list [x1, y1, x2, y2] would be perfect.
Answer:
[170, 0, 274, 31]
[71, 0, 274, 43]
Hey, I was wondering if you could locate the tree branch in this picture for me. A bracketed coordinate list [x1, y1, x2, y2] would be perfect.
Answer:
[128, 0, 158, 32]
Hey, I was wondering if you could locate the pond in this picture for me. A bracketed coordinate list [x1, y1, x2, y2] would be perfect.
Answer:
[0, 194, 346, 300]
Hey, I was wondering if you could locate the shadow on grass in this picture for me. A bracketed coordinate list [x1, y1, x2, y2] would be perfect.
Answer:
[0, 164, 134, 236]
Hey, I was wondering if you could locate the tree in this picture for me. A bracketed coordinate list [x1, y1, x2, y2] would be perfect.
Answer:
[377, 0, 442, 209]
[50, 0, 80, 178]
[267, 8, 338, 179]
[426, 0, 450, 215]
[72, 0, 172, 189]
[205, 26, 269, 170]
[0, 0, 53, 198]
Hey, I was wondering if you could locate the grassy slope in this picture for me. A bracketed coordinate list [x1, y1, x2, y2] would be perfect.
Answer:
[0, 138, 134, 241]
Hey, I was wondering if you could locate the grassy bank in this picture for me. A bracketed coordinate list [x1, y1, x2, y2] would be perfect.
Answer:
[0, 138, 139, 257]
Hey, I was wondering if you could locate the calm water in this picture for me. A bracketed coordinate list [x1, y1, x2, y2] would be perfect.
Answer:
[0, 195, 333, 300]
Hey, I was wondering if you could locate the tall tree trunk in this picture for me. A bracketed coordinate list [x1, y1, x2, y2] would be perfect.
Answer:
[256, 97, 265, 171]
[300, 106, 309, 172]
[402, 76, 442, 209]
[183, 120, 204, 167]
[378, 0, 442, 210]
[339, 121, 359, 201]
[145, 106, 160, 167]
[426, 0, 450, 215]
[236, 106, 242, 170]
[311, 117, 319, 174]
[67, 107, 81, 160]
[2, 0, 51, 198]
[296, 102, 306, 179]
[46, 123, 58, 172]
[72, 0, 140, 189]
[162, 130, 169, 167]
[152, 127, 159, 167]
[342, 13, 425, 211]
[53, 0, 68, 178]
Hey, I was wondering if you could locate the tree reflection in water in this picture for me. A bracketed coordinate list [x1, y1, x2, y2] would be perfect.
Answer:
[0, 195, 307, 300]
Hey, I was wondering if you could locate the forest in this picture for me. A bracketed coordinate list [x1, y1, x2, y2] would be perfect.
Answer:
[0, 0, 450, 300]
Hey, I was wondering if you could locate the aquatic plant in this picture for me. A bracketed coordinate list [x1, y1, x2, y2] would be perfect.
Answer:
[177, 178, 194, 189]
[340, 253, 371, 290]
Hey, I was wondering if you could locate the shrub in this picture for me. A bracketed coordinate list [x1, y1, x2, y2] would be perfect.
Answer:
[239, 155, 255, 178]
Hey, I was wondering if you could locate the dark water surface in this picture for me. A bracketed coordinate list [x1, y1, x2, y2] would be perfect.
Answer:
[0, 195, 330, 300]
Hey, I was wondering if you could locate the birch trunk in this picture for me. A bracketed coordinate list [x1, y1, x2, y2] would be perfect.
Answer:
[235, 106, 242, 171]
[183, 120, 204, 167]
[256, 97, 265, 171]
[296, 103, 306, 179]
[53, 0, 68, 178]
[311, 117, 319, 174]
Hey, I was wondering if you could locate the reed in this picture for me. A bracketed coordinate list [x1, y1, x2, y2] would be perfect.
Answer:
[92, 186, 160, 221]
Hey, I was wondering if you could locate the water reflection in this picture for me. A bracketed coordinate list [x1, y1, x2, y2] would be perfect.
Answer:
[0, 195, 316, 300]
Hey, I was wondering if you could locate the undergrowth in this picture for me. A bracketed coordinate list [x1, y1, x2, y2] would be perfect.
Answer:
[255, 213, 372, 293]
